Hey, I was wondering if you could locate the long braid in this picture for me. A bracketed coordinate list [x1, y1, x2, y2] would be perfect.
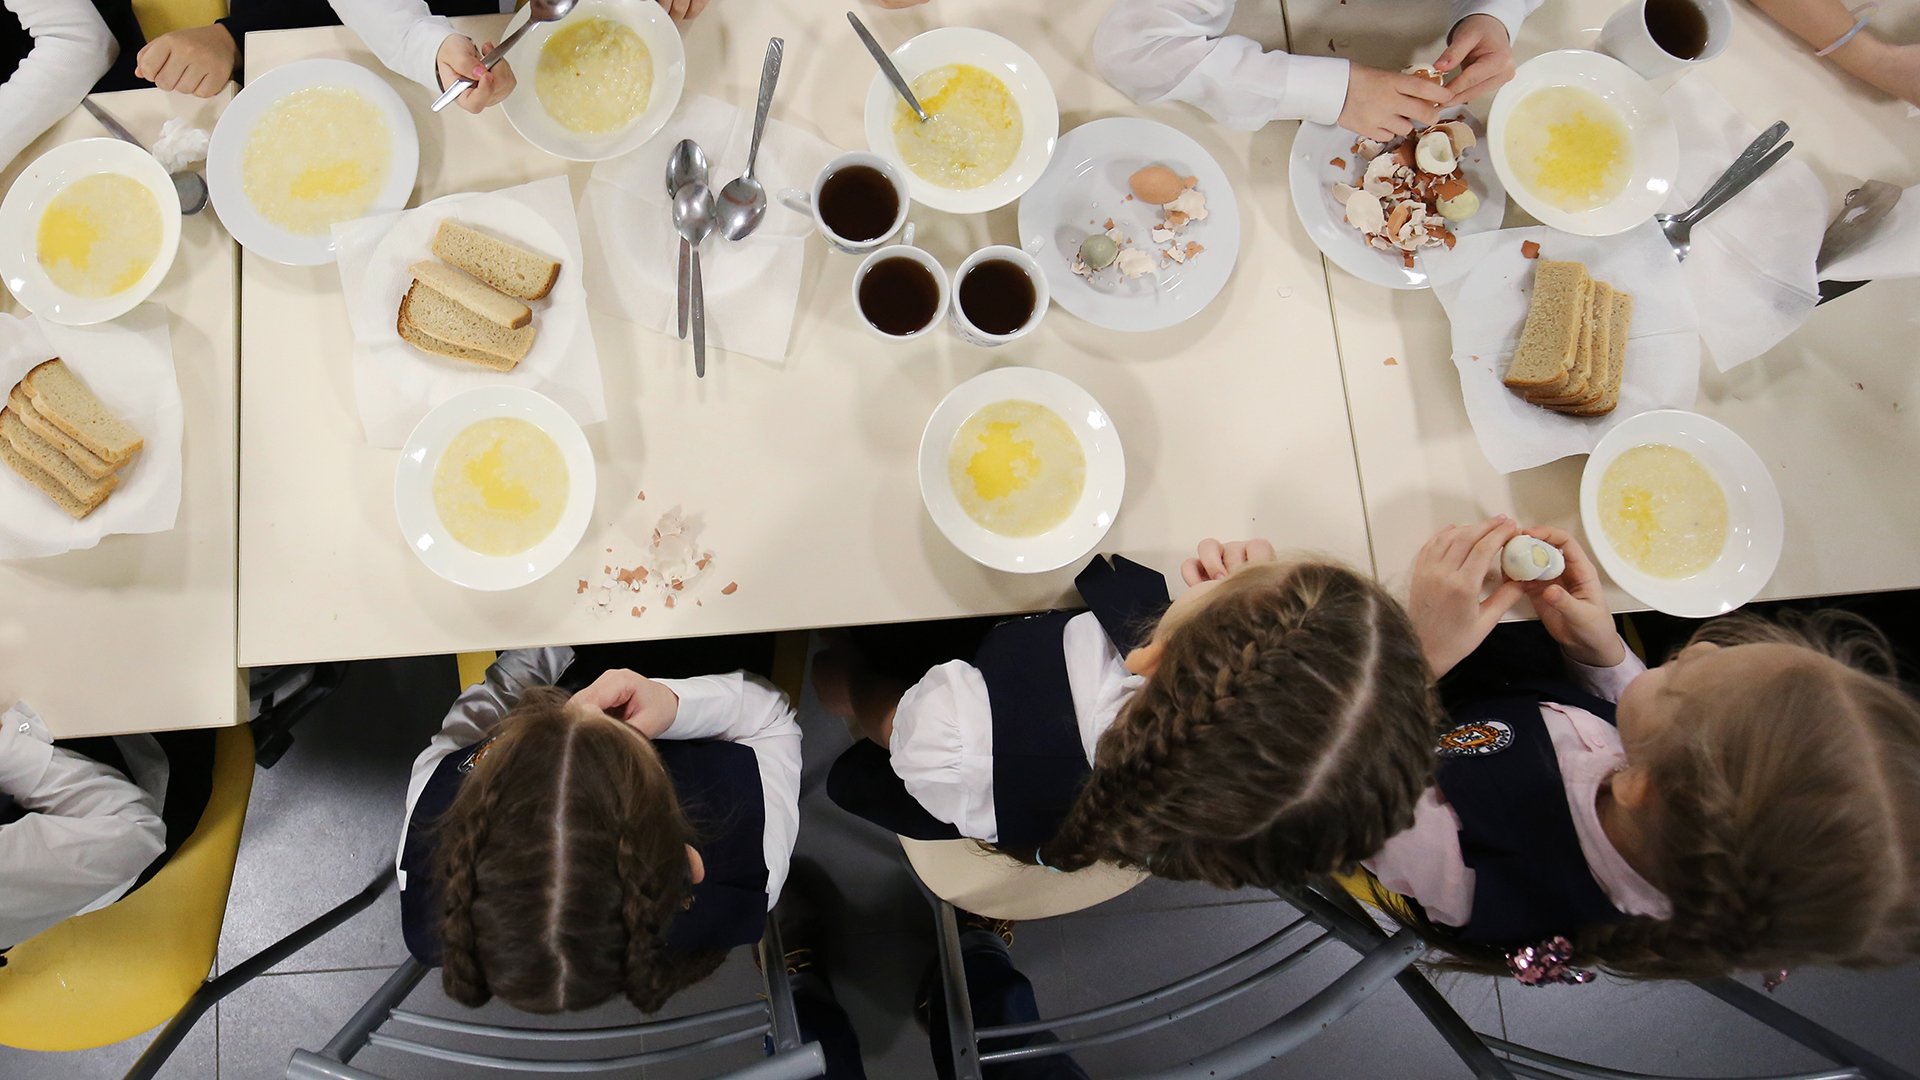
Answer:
[436, 776, 503, 1006]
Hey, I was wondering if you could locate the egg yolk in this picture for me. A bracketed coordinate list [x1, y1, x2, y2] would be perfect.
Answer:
[964, 421, 1039, 501]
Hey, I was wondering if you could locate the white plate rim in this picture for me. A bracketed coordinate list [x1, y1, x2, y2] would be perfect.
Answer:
[501, 0, 688, 164]
[0, 139, 182, 325]
[395, 385, 598, 591]
[206, 58, 421, 266]
[1578, 408, 1783, 617]
[918, 366, 1124, 575]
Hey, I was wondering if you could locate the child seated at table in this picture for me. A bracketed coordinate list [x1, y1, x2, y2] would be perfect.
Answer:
[1093, 0, 1538, 141]
[1387, 516, 1920, 981]
[0, 0, 142, 167]
[1749, 0, 1920, 107]
[397, 643, 800, 1012]
[816, 541, 1445, 886]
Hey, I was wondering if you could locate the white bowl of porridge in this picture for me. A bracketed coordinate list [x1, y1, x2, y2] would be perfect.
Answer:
[862, 27, 1059, 215]
[501, 0, 686, 163]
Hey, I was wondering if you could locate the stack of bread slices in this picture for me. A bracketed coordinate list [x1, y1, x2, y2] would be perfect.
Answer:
[398, 221, 562, 372]
[1502, 259, 1634, 417]
[0, 360, 144, 520]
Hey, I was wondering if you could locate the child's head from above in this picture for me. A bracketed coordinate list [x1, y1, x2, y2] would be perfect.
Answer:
[1583, 611, 1920, 977]
[432, 688, 725, 1014]
[1039, 558, 1444, 886]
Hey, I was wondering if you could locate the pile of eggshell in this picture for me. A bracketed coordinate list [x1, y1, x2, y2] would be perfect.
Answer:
[1332, 120, 1480, 266]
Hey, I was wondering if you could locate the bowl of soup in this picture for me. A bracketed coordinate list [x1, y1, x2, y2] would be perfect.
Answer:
[502, 0, 686, 162]
[1579, 409, 1781, 617]
[0, 138, 181, 325]
[1488, 50, 1678, 236]
[919, 367, 1123, 574]
[863, 27, 1059, 214]
[396, 385, 597, 590]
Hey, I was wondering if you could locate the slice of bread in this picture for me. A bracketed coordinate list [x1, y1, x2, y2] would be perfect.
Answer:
[1504, 260, 1591, 392]
[21, 360, 143, 465]
[0, 407, 119, 503]
[1568, 291, 1633, 417]
[8, 384, 113, 479]
[409, 260, 532, 330]
[398, 283, 536, 371]
[432, 221, 561, 301]
[0, 410, 116, 518]
[1530, 280, 1611, 407]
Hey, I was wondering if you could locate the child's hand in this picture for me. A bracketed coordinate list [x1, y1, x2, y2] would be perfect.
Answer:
[1512, 526, 1626, 668]
[435, 36, 516, 114]
[569, 669, 680, 738]
[1434, 13, 1517, 103]
[659, 0, 711, 18]
[135, 25, 237, 98]
[1339, 65, 1452, 141]
[1408, 517, 1526, 676]
[1181, 537, 1276, 585]
[1870, 40, 1920, 106]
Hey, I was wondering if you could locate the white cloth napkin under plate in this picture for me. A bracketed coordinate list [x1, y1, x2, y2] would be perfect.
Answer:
[1822, 182, 1920, 281]
[0, 307, 183, 559]
[333, 175, 605, 448]
[1659, 78, 1825, 372]
[578, 95, 841, 364]
[1434, 223, 1701, 474]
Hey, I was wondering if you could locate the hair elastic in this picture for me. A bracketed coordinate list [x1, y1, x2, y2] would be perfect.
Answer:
[1815, 3, 1878, 56]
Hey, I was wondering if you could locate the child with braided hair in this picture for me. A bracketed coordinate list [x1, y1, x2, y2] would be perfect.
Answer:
[818, 541, 1445, 886]
[1389, 516, 1920, 982]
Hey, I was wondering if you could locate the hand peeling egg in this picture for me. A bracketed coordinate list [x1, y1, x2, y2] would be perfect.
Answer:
[1129, 164, 1187, 205]
[1502, 535, 1566, 582]
[1079, 233, 1119, 271]
[1415, 130, 1458, 175]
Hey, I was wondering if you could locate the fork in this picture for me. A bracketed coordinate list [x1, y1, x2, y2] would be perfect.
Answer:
[1656, 121, 1791, 262]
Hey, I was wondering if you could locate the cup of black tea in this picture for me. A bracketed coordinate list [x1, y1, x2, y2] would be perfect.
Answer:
[1599, 0, 1730, 78]
[852, 224, 949, 341]
[950, 246, 1050, 348]
[780, 152, 911, 255]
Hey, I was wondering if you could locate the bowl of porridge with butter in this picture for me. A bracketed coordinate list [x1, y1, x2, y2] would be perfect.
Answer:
[863, 27, 1058, 214]
[0, 138, 181, 324]
[502, 0, 685, 163]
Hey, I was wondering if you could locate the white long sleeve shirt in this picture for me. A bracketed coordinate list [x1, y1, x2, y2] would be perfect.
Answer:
[0, 0, 114, 170]
[397, 647, 803, 908]
[0, 701, 168, 949]
[327, 0, 460, 95]
[1093, 0, 1542, 129]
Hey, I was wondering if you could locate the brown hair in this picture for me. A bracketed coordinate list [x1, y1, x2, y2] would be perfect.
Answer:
[432, 687, 727, 1013]
[1028, 560, 1445, 887]
[1402, 611, 1920, 980]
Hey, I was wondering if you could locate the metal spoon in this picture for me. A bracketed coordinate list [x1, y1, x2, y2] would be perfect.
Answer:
[847, 12, 927, 122]
[82, 99, 207, 214]
[672, 183, 716, 378]
[666, 140, 709, 340]
[717, 38, 785, 242]
[431, 0, 576, 113]
[1657, 121, 1790, 262]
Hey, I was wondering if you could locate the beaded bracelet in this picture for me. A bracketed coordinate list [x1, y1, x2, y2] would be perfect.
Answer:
[1816, 2, 1879, 57]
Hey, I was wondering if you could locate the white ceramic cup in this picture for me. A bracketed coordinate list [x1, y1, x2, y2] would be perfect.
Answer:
[949, 245, 1050, 348]
[852, 223, 950, 341]
[1598, 0, 1732, 79]
[779, 151, 911, 255]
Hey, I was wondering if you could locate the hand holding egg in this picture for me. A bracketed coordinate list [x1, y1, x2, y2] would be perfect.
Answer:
[1510, 526, 1626, 669]
[1407, 517, 1528, 676]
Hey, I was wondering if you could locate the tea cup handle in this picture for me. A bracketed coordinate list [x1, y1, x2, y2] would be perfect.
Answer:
[901, 222, 916, 247]
[778, 188, 811, 215]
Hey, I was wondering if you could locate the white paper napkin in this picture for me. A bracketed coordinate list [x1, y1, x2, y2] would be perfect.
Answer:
[1821, 183, 1920, 281]
[1434, 223, 1701, 474]
[333, 175, 605, 448]
[1659, 78, 1825, 372]
[577, 95, 841, 364]
[0, 307, 183, 559]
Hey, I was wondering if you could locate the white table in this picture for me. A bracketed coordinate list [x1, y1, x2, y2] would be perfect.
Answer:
[235, 4, 1372, 667]
[1282, 0, 1920, 600]
[0, 91, 242, 738]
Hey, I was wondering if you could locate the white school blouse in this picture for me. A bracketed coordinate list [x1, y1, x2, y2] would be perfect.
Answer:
[1362, 641, 1672, 927]
[1093, 0, 1543, 129]
[395, 647, 803, 908]
[890, 612, 1145, 844]
[0, 0, 114, 170]
[0, 700, 168, 948]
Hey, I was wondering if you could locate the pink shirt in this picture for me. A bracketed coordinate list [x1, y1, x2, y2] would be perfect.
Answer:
[1362, 641, 1672, 928]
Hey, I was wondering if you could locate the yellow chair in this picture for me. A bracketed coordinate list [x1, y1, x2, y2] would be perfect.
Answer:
[131, 0, 227, 42]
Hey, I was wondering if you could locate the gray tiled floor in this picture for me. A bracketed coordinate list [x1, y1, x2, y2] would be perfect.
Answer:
[5, 647, 1919, 1080]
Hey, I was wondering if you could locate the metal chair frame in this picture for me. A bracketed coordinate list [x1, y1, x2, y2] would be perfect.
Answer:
[285, 913, 824, 1080]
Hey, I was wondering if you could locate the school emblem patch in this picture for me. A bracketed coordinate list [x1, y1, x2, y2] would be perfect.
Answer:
[1436, 720, 1513, 757]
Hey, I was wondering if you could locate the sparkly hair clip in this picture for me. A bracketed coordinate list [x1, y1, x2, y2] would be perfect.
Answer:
[1764, 969, 1789, 992]
[1507, 936, 1597, 987]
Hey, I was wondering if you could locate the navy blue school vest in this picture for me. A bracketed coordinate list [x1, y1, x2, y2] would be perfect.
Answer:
[1431, 681, 1627, 948]
[827, 554, 1170, 848]
[398, 708, 768, 966]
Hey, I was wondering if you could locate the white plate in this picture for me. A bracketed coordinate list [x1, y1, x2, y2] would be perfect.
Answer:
[1289, 114, 1507, 291]
[395, 385, 597, 591]
[0, 139, 182, 325]
[207, 59, 419, 266]
[1488, 49, 1679, 238]
[1579, 409, 1781, 617]
[1016, 117, 1240, 332]
[502, 0, 686, 163]
[863, 27, 1059, 215]
[919, 367, 1124, 575]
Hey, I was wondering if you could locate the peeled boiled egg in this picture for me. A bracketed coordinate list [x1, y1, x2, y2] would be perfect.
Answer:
[1129, 164, 1188, 205]
[1079, 233, 1119, 271]
[1436, 189, 1480, 222]
[1502, 535, 1566, 582]
[1415, 130, 1458, 175]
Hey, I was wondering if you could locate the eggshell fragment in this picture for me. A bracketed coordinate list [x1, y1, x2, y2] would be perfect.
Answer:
[1415, 130, 1457, 175]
